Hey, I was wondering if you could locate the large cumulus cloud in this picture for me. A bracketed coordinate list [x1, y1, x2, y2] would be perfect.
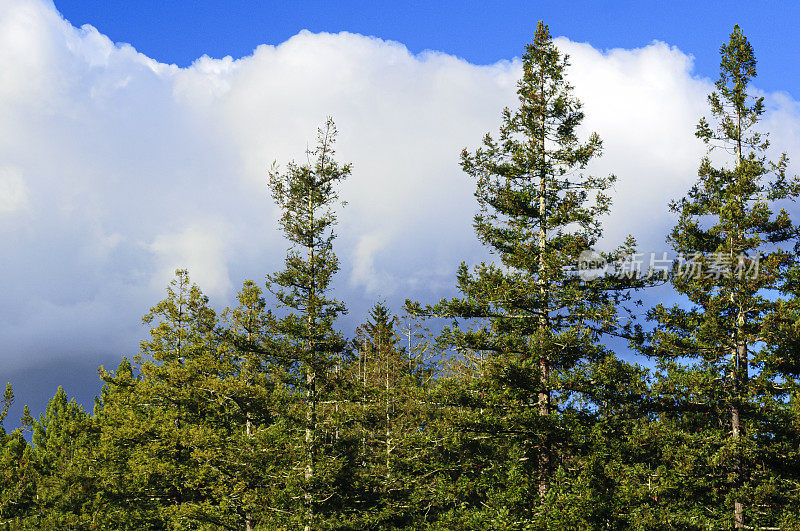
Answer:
[1, 0, 799, 379]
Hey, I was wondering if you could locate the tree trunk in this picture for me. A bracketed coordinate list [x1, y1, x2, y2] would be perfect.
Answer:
[246, 321, 255, 531]
[304, 365, 316, 531]
[385, 340, 391, 484]
[305, 191, 317, 531]
[362, 342, 367, 468]
[537, 357, 550, 500]
[732, 395, 743, 528]
[537, 66, 551, 500]
[732, 112, 746, 530]
[733, 323, 748, 529]
[246, 409, 254, 531]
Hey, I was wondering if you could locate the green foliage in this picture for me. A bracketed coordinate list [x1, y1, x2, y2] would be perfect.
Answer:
[341, 303, 440, 528]
[647, 24, 800, 528]
[90, 271, 294, 529]
[407, 20, 645, 528]
[0, 387, 100, 529]
[267, 117, 353, 529]
[3, 22, 800, 531]
[0, 384, 37, 526]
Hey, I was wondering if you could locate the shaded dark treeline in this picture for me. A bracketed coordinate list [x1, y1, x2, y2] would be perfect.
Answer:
[3, 22, 800, 530]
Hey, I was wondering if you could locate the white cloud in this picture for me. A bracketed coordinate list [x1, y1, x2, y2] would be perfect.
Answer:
[149, 223, 234, 299]
[559, 39, 713, 250]
[351, 231, 392, 294]
[1, 0, 799, 372]
[0, 166, 28, 213]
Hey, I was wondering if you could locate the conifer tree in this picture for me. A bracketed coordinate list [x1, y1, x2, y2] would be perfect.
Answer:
[0, 384, 36, 526]
[94, 277, 285, 529]
[218, 280, 292, 530]
[410, 21, 639, 526]
[267, 117, 350, 530]
[348, 303, 435, 528]
[95, 270, 243, 528]
[647, 25, 800, 528]
[25, 387, 98, 528]
[137, 269, 229, 525]
[353, 303, 400, 485]
[94, 357, 164, 527]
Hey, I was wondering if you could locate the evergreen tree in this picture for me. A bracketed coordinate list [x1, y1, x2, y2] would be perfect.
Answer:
[95, 270, 244, 528]
[647, 25, 800, 528]
[25, 387, 99, 528]
[347, 302, 436, 528]
[409, 21, 640, 526]
[93, 357, 164, 527]
[353, 303, 401, 488]
[0, 384, 36, 526]
[267, 117, 351, 530]
[217, 280, 293, 530]
[91, 276, 288, 529]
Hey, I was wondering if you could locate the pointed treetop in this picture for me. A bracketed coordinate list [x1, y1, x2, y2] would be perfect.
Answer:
[534, 20, 551, 43]
[696, 25, 766, 152]
[520, 20, 567, 102]
[0, 382, 13, 427]
[369, 301, 392, 323]
[718, 24, 757, 106]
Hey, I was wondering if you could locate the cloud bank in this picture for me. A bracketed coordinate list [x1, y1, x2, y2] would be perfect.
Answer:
[1, 0, 800, 373]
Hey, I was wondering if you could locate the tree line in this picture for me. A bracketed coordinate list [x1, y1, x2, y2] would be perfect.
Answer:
[2, 22, 800, 530]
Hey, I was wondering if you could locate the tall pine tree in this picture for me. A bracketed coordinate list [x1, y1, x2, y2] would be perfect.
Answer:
[411, 21, 639, 527]
[648, 25, 800, 528]
[267, 117, 351, 530]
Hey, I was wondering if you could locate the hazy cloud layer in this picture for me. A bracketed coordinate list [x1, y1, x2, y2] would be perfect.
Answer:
[2, 0, 800, 373]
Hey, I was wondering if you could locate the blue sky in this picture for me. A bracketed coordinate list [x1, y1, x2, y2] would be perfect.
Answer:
[54, 0, 800, 97]
[3, 0, 800, 426]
